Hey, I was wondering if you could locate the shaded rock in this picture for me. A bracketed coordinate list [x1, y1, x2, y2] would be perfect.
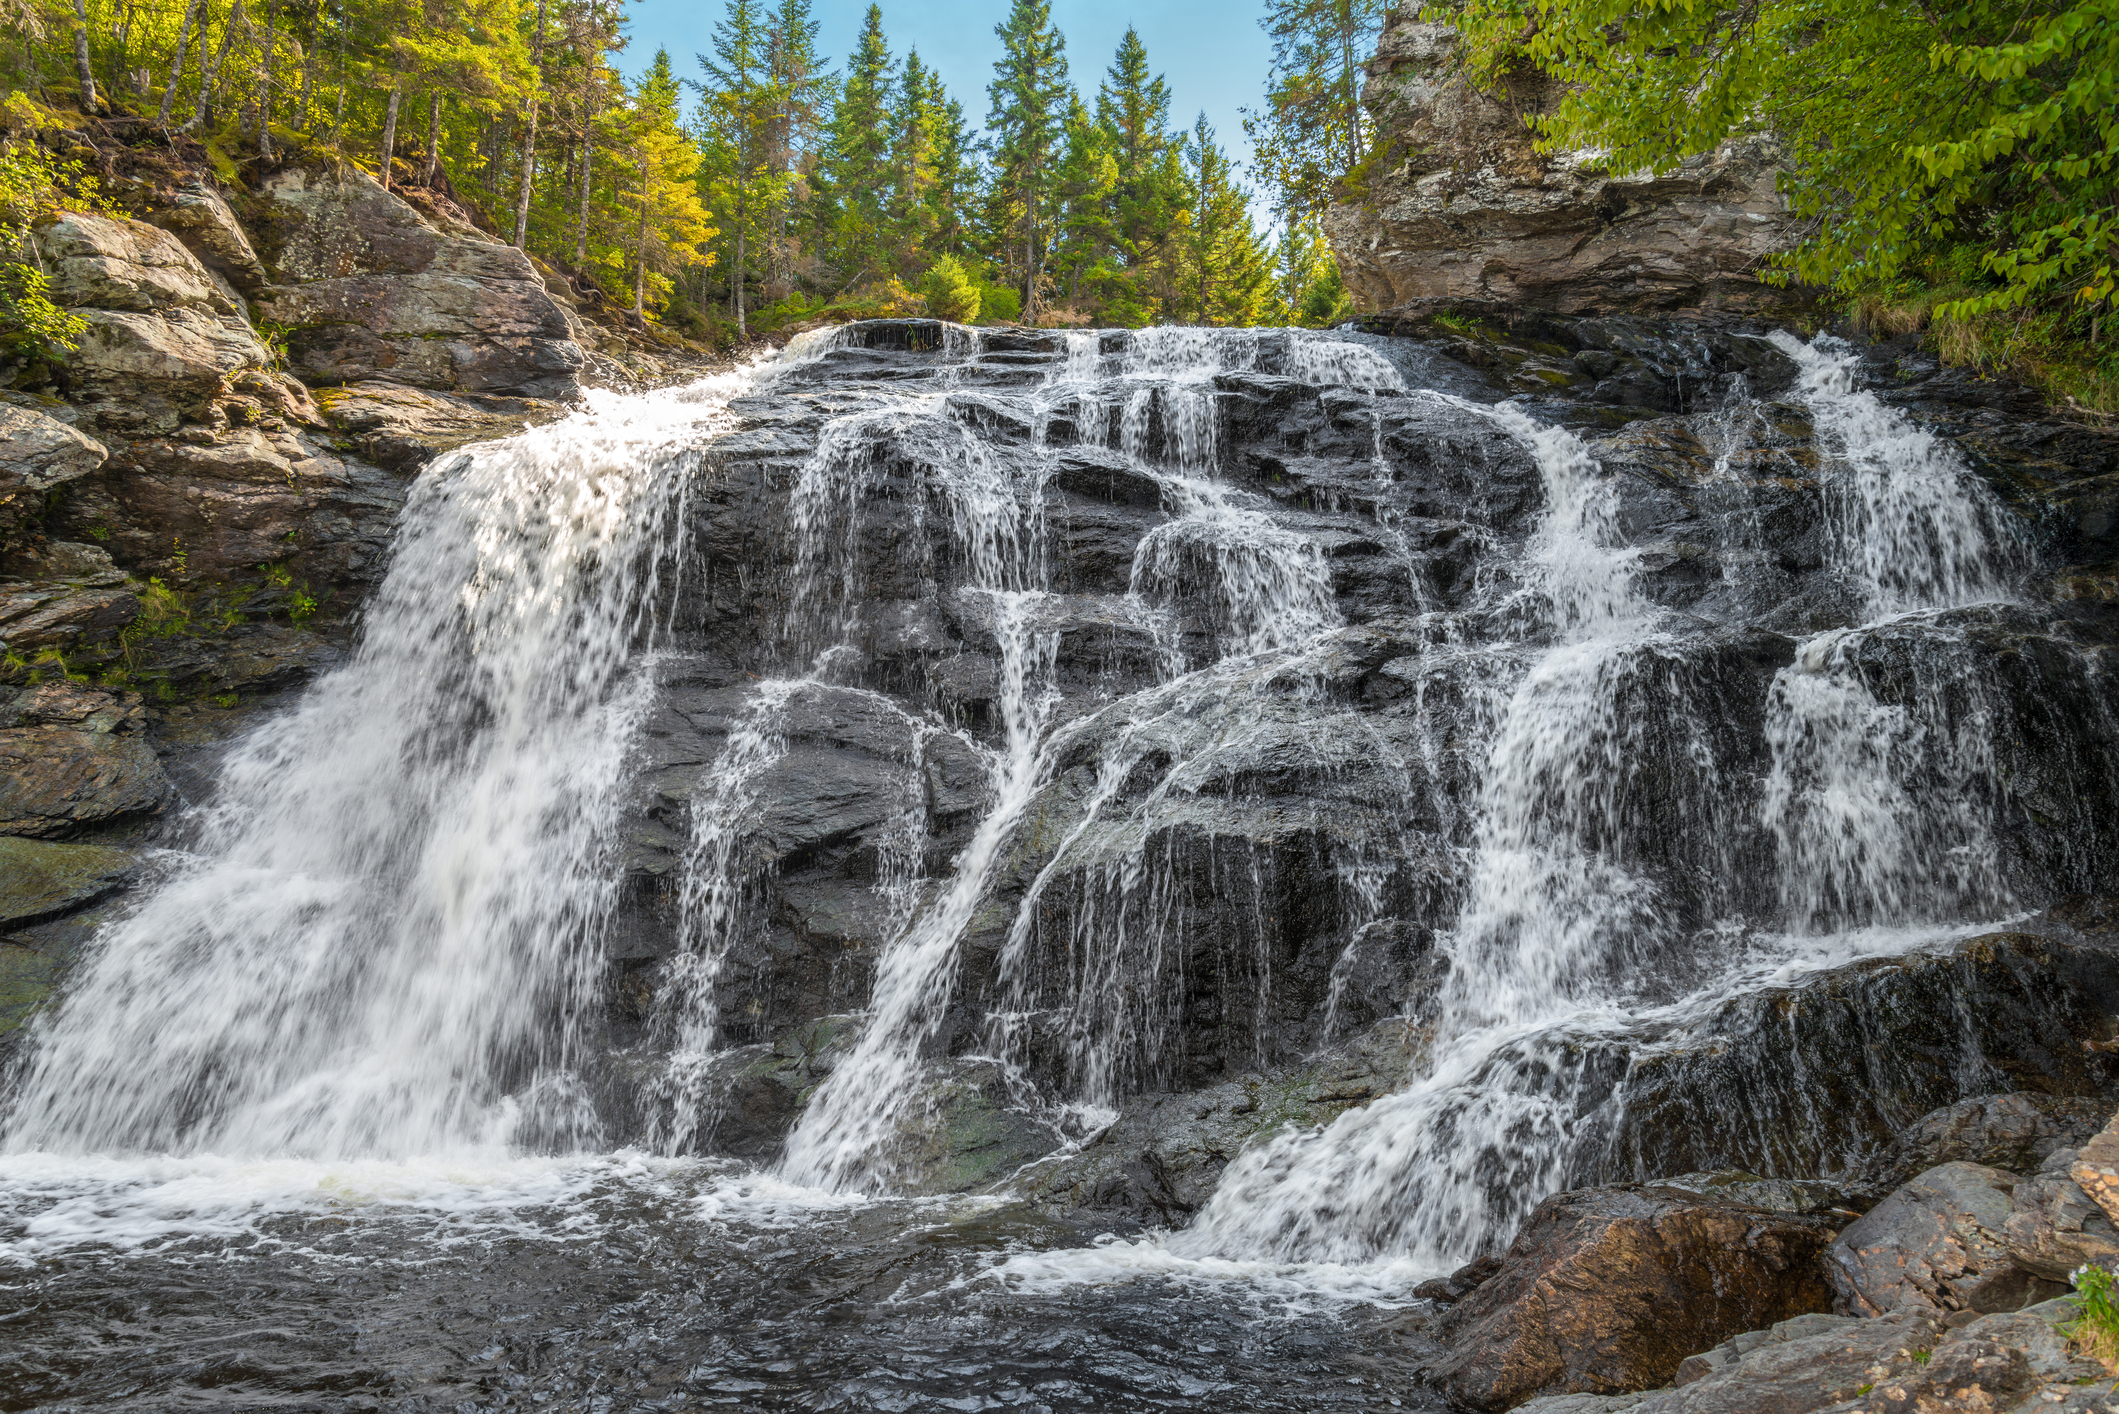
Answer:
[1855, 1094, 2113, 1204]
[0, 579, 137, 658]
[894, 1058, 1062, 1196]
[1324, 16, 1802, 317]
[2002, 1149, 2119, 1282]
[1413, 1253, 1507, 1304]
[251, 165, 586, 399]
[0, 682, 149, 733]
[0, 723, 172, 837]
[0, 539, 126, 586]
[0, 404, 109, 545]
[0, 835, 139, 927]
[1647, 1171, 1855, 1217]
[1827, 1163, 2067, 1316]
[1428, 1185, 1840, 1410]
[314, 380, 554, 470]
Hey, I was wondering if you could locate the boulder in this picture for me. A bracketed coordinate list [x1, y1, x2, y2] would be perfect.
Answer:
[0, 722, 171, 837]
[146, 182, 268, 296]
[0, 834, 139, 927]
[2072, 1113, 2119, 1233]
[1853, 1094, 2113, 1204]
[313, 380, 557, 471]
[65, 307, 271, 432]
[0, 403, 108, 544]
[2003, 1148, 2119, 1282]
[40, 210, 241, 316]
[0, 579, 138, 658]
[1826, 1163, 2068, 1316]
[1516, 1297, 2103, 1414]
[1323, 16, 1803, 317]
[1427, 1185, 1840, 1410]
[250, 165, 586, 399]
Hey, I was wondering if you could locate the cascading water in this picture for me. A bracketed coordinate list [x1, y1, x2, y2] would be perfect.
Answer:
[2, 377, 748, 1160]
[4, 312, 2111, 1411]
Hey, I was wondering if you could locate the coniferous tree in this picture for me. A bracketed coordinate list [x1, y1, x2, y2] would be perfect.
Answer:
[985, 0, 1067, 320]
[761, 0, 829, 298]
[818, 3, 891, 286]
[1180, 113, 1274, 325]
[1243, 0, 1386, 224]
[698, 0, 774, 334]
[1095, 27, 1179, 325]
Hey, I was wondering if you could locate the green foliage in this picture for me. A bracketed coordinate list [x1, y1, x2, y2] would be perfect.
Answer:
[1244, 0, 1387, 225]
[2067, 1264, 2119, 1372]
[920, 255, 980, 324]
[976, 279, 1021, 325]
[0, 140, 113, 365]
[1451, 0, 2119, 329]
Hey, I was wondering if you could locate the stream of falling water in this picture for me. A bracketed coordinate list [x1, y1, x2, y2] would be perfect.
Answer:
[0, 317, 2075, 1410]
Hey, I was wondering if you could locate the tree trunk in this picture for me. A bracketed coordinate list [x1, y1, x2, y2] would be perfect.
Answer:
[192, 0, 243, 131]
[71, 0, 99, 112]
[733, 187, 746, 338]
[632, 152, 648, 317]
[157, 0, 203, 125]
[297, 0, 314, 128]
[424, 88, 441, 185]
[511, 0, 549, 249]
[255, 0, 274, 155]
[378, 80, 401, 190]
[575, 94, 596, 265]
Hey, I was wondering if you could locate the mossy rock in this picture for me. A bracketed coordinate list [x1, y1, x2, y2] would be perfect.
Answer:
[0, 835, 138, 929]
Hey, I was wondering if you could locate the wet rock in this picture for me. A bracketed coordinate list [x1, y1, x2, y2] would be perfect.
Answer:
[0, 835, 139, 927]
[893, 1058, 1062, 1195]
[251, 165, 586, 399]
[1647, 1171, 1855, 1217]
[1853, 1094, 2113, 1204]
[1414, 1254, 1507, 1304]
[0, 722, 171, 837]
[1024, 1019, 1428, 1221]
[0, 404, 108, 544]
[1324, 15, 1802, 317]
[1827, 1163, 2066, 1316]
[1428, 1185, 1840, 1410]
[2002, 1149, 2119, 1281]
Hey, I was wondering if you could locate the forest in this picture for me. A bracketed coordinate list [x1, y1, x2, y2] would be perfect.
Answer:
[0, 0, 1369, 346]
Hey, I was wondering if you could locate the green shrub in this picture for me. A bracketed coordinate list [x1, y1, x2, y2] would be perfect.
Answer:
[2067, 1264, 2119, 1374]
[920, 256, 981, 324]
[977, 281, 1022, 325]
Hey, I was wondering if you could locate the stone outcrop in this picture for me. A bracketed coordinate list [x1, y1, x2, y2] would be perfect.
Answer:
[250, 164, 587, 399]
[2003, 1147, 2119, 1281]
[1852, 1094, 2113, 1205]
[0, 403, 108, 545]
[1425, 1185, 1839, 1409]
[0, 682, 170, 838]
[0, 834, 140, 929]
[1826, 1163, 2067, 1316]
[1325, 12, 1803, 316]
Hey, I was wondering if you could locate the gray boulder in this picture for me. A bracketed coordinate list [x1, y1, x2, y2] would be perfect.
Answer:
[250, 165, 586, 399]
[147, 182, 268, 295]
[0, 403, 108, 544]
[1826, 1162, 2068, 1316]
[1852, 1093, 2112, 1203]
[2005, 1148, 2119, 1281]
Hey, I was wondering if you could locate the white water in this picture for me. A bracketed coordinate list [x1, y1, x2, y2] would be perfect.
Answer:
[0, 321, 2059, 1302]
[3, 374, 754, 1161]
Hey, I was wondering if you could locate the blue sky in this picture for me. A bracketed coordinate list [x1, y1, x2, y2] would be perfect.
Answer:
[620, 0, 1278, 193]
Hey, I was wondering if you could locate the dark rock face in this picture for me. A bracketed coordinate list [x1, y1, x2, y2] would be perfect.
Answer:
[1325, 15, 1803, 317]
[1426, 1185, 1839, 1409]
[0, 404, 108, 546]
[0, 683, 169, 837]
[1853, 1094, 2112, 1204]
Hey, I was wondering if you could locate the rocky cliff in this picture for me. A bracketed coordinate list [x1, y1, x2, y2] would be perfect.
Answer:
[1325, 7, 1803, 317]
[0, 124, 713, 1035]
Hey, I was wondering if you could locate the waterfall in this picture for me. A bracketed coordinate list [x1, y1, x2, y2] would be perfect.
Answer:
[2, 373, 756, 1160]
[1146, 333, 2043, 1273]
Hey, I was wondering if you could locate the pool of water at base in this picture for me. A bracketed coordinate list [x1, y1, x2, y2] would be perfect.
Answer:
[0, 1155, 1442, 1413]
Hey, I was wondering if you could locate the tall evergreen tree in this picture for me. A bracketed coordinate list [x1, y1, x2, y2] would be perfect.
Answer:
[985, 0, 1068, 320]
[698, 0, 773, 334]
[1180, 113, 1274, 325]
[1095, 28, 1179, 325]
[762, 0, 829, 297]
[819, 2, 892, 284]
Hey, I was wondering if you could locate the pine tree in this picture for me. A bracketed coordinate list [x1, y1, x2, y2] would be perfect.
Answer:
[761, 0, 829, 298]
[622, 47, 714, 316]
[1049, 94, 1116, 312]
[887, 50, 940, 275]
[1095, 27, 1180, 325]
[698, 0, 774, 334]
[819, 3, 892, 286]
[1180, 113, 1274, 326]
[985, 0, 1068, 321]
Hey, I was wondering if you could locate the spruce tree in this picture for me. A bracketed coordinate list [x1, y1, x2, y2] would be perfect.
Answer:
[1181, 113, 1274, 326]
[985, 0, 1068, 320]
[820, 3, 893, 286]
[1244, 0, 1386, 224]
[699, 0, 773, 334]
[1095, 28, 1179, 325]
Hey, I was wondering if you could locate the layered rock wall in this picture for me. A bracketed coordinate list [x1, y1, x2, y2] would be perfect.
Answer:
[1325, 9, 1803, 316]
